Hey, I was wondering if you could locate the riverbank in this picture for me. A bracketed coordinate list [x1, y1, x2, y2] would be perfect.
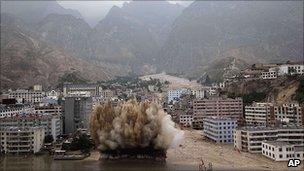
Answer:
[1, 130, 303, 171]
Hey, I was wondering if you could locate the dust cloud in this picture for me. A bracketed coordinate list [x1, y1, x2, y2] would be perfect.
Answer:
[90, 99, 184, 151]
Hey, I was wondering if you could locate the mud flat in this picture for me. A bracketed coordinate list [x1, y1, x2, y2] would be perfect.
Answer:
[140, 73, 202, 89]
[166, 129, 303, 171]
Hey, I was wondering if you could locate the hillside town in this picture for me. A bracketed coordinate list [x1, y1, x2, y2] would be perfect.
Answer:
[0, 62, 303, 170]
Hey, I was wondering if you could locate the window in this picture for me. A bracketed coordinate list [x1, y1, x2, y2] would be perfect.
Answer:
[279, 148, 282, 152]
[279, 154, 282, 158]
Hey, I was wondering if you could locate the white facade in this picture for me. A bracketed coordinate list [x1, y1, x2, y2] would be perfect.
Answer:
[203, 117, 237, 143]
[0, 127, 45, 154]
[167, 88, 189, 103]
[33, 85, 42, 91]
[262, 141, 304, 161]
[0, 104, 35, 118]
[0, 114, 61, 141]
[278, 64, 304, 76]
[179, 115, 193, 127]
[191, 89, 206, 99]
[45, 90, 59, 101]
[63, 83, 102, 97]
[101, 90, 114, 100]
[234, 126, 304, 153]
[261, 71, 277, 79]
[8, 89, 45, 103]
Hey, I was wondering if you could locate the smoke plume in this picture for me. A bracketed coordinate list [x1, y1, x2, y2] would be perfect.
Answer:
[90, 100, 183, 151]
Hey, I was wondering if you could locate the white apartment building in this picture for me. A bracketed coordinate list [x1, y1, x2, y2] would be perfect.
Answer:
[0, 104, 35, 118]
[0, 127, 45, 154]
[245, 103, 303, 126]
[234, 126, 304, 153]
[45, 90, 60, 100]
[179, 115, 193, 127]
[63, 83, 102, 96]
[203, 117, 237, 143]
[101, 89, 114, 100]
[167, 88, 189, 103]
[33, 85, 42, 91]
[262, 141, 304, 161]
[191, 89, 206, 99]
[278, 64, 304, 76]
[261, 70, 277, 79]
[0, 114, 61, 141]
[193, 97, 243, 129]
[8, 89, 45, 103]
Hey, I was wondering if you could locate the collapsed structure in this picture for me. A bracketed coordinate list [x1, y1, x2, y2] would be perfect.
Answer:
[90, 100, 183, 161]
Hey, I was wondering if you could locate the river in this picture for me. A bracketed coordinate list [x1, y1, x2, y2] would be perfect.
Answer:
[0, 154, 197, 171]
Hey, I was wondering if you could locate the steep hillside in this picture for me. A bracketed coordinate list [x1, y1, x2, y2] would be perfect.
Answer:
[35, 14, 92, 59]
[0, 14, 112, 90]
[1, 1, 83, 23]
[89, 1, 183, 73]
[224, 76, 304, 104]
[159, 1, 303, 78]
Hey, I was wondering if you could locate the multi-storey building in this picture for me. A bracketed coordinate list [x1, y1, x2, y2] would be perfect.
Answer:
[8, 89, 45, 103]
[63, 96, 93, 134]
[245, 103, 303, 126]
[203, 117, 237, 143]
[33, 85, 43, 91]
[261, 70, 277, 79]
[277, 64, 304, 76]
[0, 104, 34, 118]
[234, 126, 304, 153]
[101, 89, 114, 100]
[0, 114, 61, 141]
[167, 88, 189, 103]
[0, 127, 45, 154]
[63, 83, 102, 96]
[179, 115, 193, 127]
[262, 141, 304, 161]
[192, 97, 243, 129]
[191, 89, 206, 99]
[35, 105, 62, 116]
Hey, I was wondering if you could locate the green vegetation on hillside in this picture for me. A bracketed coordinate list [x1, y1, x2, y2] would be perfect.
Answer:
[227, 91, 267, 105]
[57, 72, 88, 88]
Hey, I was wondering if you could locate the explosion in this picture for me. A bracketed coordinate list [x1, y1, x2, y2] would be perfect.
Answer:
[90, 99, 183, 160]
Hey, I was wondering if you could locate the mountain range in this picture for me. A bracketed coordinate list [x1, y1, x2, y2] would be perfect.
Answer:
[1, 1, 303, 89]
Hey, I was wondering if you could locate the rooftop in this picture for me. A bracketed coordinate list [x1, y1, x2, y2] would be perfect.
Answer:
[0, 126, 45, 132]
[236, 125, 304, 131]
[204, 116, 237, 121]
[263, 141, 304, 147]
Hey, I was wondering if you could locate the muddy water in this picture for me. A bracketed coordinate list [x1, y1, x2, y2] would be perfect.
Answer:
[0, 154, 197, 171]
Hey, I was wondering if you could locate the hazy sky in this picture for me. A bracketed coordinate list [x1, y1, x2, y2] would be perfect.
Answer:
[58, 1, 193, 23]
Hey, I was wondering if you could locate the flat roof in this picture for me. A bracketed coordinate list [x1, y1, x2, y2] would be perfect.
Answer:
[263, 141, 304, 147]
[0, 126, 45, 131]
[236, 125, 304, 131]
[204, 116, 237, 121]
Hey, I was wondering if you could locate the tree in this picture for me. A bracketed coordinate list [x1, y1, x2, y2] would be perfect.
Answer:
[44, 135, 54, 143]
[205, 75, 211, 86]
[69, 133, 93, 153]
